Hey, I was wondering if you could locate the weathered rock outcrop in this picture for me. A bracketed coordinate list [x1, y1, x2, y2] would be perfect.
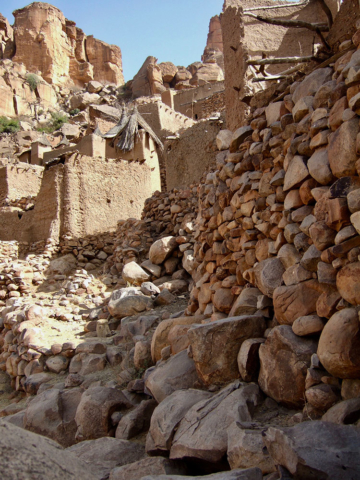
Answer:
[11, 2, 124, 86]
[0, 421, 98, 480]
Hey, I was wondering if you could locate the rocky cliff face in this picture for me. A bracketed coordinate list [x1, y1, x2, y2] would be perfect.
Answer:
[202, 15, 224, 71]
[8, 2, 124, 87]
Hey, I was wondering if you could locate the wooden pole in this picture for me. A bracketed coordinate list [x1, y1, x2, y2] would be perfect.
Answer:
[244, 1, 310, 12]
[243, 12, 329, 32]
[248, 56, 317, 65]
[315, 0, 334, 29]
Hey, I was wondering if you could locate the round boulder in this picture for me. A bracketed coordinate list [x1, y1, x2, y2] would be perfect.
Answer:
[337, 262, 360, 305]
[318, 308, 360, 379]
[149, 237, 177, 265]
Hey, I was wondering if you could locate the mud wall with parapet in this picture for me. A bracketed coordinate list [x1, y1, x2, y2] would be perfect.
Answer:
[0, 163, 44, 203]
[0, 164, 64, 243]
[165, 118, 223, 191]
[62, 154, 157, 238]
[137, 101, 194, 139]
[0, 154, 157, 243]
[173, 82, 225, 119]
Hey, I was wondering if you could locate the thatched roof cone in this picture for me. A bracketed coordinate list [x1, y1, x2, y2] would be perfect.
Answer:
[101, 106, 163, 153]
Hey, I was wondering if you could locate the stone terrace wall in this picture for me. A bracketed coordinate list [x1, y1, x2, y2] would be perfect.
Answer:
[105, 187, 198, 277]
[165, 118, 224, 191]
[197, 90, 225, 120]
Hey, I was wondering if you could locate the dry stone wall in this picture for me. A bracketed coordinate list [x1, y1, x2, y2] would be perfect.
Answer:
[183, 38, 360, 413]
[105, 187, 198, 278]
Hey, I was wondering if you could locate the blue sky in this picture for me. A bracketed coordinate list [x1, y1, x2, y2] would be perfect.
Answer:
[2, 0, 223, 81]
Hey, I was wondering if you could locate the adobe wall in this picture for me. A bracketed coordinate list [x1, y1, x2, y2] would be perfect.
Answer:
[0, 164, 64, 242]
[165, 118, 222, 191]
[105, 130, 161, 195]
[137, 101, 194, 139]
[327, 0, 360, 50]
[0, 163, 43, 203]
[173, 82, 225, 119]
[240, 0, 339, 74]
[221, 0, 340, 130]
[62, 154, 157, 238]
[0, 151, 158, 242]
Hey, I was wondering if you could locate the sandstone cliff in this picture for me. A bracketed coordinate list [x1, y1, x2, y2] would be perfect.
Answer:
[7, 2, 124, 87]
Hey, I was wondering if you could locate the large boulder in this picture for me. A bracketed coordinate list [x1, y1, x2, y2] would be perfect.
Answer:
[146, 389, 213, 455]
[188, 315, 266, 385]
[140, 470, 262, 480]
[67, 437, 145, 480]
[190, 63, 224, 86]
[263, 421, 360, 480]
[48, 254, 77, 275]
[122, 262, 150, 286]
[328, 118, 359, 178]
[227, 423, 276, 474]
[336, 262, 360, 305]
[151, 316, 204, 363]
[317, 308, 360, 379]
[159, 62, 178, 83]
[23, 388, 82, 447]
[273, 280, 323, 325]
[322, 398, 360, 424]
[75, 387, 132, 441]
[108, 288, 153, 318]
[258, 325, 317, 408]
[0, 421, 98, 480]
[292, 67, 333, 104]
[109, 457, 187, 480]
[145, 350, 199, 403]
[149, 237, 178, 265]
[253, 258, 285, 298]
[115, 399, 157, 440]
[170, 382, 262, 467]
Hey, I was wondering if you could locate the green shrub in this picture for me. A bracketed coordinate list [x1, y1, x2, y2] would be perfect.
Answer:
[36, 112, 68, 133]
[0, 117, 20, 134]
[50, 112, 68, 130]
[69, 108, 80, 116]
[26, 74, 40, 92]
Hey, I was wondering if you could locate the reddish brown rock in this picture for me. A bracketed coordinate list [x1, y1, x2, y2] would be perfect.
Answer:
[273, 280, 323, 325]
[318, 308, 360, 379]
[337, 262, 360, 305]
[328, 118, 359, 178]
[305, 384, 341, 411]
[237, 338, 265, 382]
[212, 288, 235, 313]
[188, 315, 266, 385]
[259, 326, 318, 408]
